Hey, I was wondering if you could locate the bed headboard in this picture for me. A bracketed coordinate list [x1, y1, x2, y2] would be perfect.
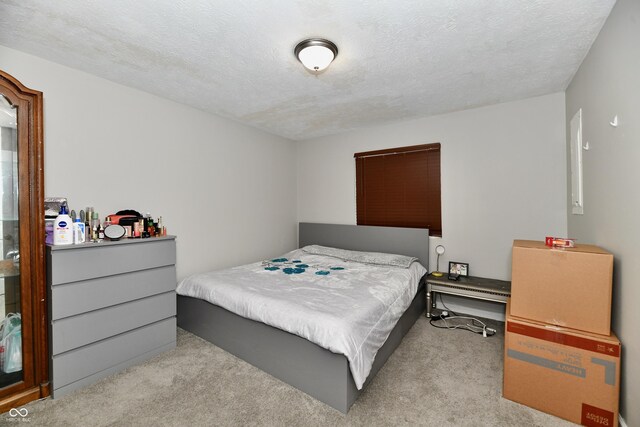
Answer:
[298, 223, 429, 268]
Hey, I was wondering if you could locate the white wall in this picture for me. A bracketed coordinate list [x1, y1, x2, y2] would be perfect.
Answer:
[565, 0, 639, 423]
[297, 93, 568, 318]
[0, 45, 297, 280]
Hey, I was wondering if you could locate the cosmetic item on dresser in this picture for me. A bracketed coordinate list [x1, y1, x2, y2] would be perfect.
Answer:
[45, 197, 68, 218]
[145, 213, 156, 236]
[53, 203, 73, 246]
[72, 218, 85, 244]
[84, 207, 92, 235]
[109, 215, 136, 225]
[91, 211, 99, 230]
[85, 207, 94, 228]
[157, 216, 165, 236]
[118, 216, 140, 229]
[45, 198, 67, 245]
[45, 220, 54, 245]
[104, 224, 126, 241]
[111, 210, 143, 228]
[132, 221, 141, 238]
[118, 211, 144, 238]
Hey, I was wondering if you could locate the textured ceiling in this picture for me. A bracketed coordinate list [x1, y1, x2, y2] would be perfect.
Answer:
[0, 0, 615, 140]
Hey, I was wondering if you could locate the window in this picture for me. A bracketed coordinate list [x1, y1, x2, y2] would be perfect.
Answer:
[355, 143, 441, 236]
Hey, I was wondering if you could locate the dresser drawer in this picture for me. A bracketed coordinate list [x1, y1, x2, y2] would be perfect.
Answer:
[52, 317, 176, 389]
[51, 265, 176, 320]
[51, 291, 175, 355]
[49, 238, 176, 285]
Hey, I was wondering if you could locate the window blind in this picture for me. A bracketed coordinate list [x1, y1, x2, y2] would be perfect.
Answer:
[355, 143, 441, 236]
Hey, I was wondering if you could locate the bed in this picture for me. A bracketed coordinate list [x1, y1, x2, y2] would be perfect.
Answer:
[176, 223, 429, 413]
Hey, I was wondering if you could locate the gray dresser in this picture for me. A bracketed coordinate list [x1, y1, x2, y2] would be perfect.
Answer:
[46, 236, 177, 398]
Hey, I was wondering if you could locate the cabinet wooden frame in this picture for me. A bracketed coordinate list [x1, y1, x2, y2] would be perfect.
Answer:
[0, 70, 49, 411]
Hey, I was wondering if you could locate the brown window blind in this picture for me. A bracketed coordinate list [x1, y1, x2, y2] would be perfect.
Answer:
[355, 143, 441, 236]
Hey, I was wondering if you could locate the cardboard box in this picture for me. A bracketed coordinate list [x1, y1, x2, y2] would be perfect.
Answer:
[503, 302, 620, 426]
[511, 240, 613, 335]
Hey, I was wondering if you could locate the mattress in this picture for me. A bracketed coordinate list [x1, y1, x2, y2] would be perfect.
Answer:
[176, 245, 427, 389]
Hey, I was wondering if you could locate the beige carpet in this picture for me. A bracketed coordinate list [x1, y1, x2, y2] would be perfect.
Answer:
[14, 318, 572, 426]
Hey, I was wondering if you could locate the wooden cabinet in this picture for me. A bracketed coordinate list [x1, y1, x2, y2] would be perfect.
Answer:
[47, 236, 177, 398]
[0, 70, 47, 412]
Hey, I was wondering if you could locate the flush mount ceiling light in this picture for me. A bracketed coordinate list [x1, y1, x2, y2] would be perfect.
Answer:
[294, 38, 338, 74]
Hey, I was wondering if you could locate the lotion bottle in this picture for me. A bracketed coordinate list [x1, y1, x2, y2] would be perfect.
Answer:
[73, 218, 85, 244]
[53, 203, 73, 245]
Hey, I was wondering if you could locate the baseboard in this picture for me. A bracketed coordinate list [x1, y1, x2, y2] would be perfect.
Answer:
[619, 414, 627, 427]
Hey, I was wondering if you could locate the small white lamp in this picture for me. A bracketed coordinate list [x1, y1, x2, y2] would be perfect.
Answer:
[432, 245, 445, 277]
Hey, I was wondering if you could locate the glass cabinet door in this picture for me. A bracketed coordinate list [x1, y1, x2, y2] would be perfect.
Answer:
[0, 93, 22, 389]
[0, 70, 46, 411]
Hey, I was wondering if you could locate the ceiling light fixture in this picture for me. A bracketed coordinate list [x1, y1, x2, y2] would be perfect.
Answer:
[294, 38, 338, 74]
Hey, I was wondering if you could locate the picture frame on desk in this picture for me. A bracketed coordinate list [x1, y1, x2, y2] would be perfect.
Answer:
[448, 261, 469, 280]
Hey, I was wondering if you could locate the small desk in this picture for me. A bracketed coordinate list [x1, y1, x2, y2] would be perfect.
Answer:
[426, 274, 511, 317]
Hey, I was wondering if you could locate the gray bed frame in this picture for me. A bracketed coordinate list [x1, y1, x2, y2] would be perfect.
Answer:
[177, 223, 429, 413]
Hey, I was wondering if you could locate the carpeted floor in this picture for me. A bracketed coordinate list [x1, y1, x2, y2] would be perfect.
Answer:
[14, 317, 572, 426]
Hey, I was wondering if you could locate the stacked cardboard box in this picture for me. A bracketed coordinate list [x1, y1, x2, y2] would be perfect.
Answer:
[503, 240, 620, 426]
[510, 240, 613, 335]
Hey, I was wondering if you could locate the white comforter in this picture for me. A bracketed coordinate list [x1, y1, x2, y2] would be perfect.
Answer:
[176, 246, 427, 389]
